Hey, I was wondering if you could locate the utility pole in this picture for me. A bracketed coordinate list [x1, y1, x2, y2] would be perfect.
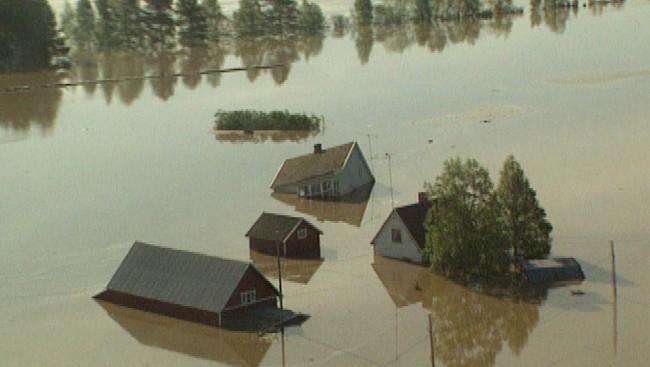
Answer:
[428, 314, 435, 367]
[385, 153, 394, 208]
[611, 240, 618, 355]
[276, 238, 284, 311]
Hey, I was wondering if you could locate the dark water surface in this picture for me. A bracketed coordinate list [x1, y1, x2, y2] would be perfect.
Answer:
[2, 1, 649, 366]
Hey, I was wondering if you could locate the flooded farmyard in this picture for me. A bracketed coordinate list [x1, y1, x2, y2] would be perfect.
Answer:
[1, 0, 649, 366]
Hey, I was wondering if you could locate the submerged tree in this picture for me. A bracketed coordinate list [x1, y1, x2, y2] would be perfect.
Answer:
[142, 0, 176, 50]
[297, 0, 325, 35]
[115, 0, 146, 50]
[413, 0, 432, 23]
[202, 0, 225, 43]
[424, 158, 509, 283]
[233, 0, 267, 36]
[95, 0, 122, 50]
[262, 0, 299, 35]
[74, 0, 97, 49]
[496, 155, 552, 262]
[176, 0, 209, 47]
[0, 0, 65, 72]
[354, 0, 373, 26]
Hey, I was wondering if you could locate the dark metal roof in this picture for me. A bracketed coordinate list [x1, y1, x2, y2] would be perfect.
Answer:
[521, 258, 586, 285]
[270, 142, 355, 188]
[394, 202, 432, 249]
[106, 242, 257, 313]
[245, 212, 322, 242]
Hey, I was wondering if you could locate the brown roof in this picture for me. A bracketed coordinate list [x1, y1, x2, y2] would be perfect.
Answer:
[245, 212, 322, 242]
[394, 202, 431, 249]
[270, 142, 355, 188]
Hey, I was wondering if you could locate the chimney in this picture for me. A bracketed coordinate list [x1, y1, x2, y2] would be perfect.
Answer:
[314, 143, 323, 154]
[418, 192, 429, 205]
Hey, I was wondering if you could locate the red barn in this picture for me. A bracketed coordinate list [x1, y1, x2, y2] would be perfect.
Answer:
[246, 212, 323, 259]
[95, 242, 280, 328]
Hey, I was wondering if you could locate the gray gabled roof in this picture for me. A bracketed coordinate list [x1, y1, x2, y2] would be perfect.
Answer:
[270, 142, 356, 188]
[245, 212, 322, 243]
[106, 242, 271, 313]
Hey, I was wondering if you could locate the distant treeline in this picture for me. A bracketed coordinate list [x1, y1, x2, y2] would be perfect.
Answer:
[214, 110, 321, 131]
[59, 0, 326, 52]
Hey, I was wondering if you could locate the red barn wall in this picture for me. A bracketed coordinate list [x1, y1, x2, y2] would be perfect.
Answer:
[225, 267, 278, 310]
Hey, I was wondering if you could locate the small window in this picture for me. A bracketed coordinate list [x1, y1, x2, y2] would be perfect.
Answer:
[333, 180, 340, 194]
[240, 289, 257, 305]
[297, 228, 308, 240]
[391, 229, 402, 243]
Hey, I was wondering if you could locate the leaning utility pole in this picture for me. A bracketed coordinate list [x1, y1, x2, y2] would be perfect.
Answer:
[385, 153, 394, 208]
[428, 314, 435, 367]
[611, 240, 618, 355]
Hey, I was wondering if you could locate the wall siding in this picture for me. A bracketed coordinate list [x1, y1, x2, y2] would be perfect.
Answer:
[373, 211, 423, 264]
[334, 144, 375, 196]
[225, 267, 278, 310]
[249, 224, 321, 259]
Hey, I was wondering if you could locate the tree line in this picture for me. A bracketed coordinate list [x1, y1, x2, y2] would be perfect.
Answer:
[60, 0, 326, 53]
[424, 156, 553, 285]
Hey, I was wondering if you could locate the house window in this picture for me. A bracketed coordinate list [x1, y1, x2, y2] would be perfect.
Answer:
[322, 180, 331, 192]
[391, 229, 402, 243]
[300, 186, 309, 197]
[333, 180, 340, 194]
[240, 289, 257, 305]
[311, 182, 321, 195]
[297, 228, 308, 240]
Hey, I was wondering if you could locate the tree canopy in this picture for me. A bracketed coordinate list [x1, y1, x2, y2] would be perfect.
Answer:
[496, 155, 552, 261]
[424, 156, 553, 285]
[425, 158, 509, 283]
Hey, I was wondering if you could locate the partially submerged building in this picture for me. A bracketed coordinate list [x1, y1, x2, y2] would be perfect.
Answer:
[371, 193, 431, 265]
[95, 241, 281, 328]
[246, 212, 322, 259]
[520, 258, 586, 285]
[270, 142, 374, 198]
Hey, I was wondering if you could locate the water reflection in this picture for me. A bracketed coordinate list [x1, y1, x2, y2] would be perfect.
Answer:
[250, 250, 323, 284]
[530, 0, 626, 33]
[0, 72, 62, 133]
[214, 129, 320, 144]
[96, 300, 271, 367]
[372, 256, 546, 366]
[271, 183, 374, 227]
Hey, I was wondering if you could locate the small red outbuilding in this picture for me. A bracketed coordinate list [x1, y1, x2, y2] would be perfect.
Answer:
[246, 212, 323, 259]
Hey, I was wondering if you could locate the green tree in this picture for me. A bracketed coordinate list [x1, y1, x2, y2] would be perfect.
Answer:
[142, 0, 175, 50]
[0, 0, 64, 71]
[233, 0, 266, 37]
[202, 0, 225, 43]
[262, 0, 299, 35]
[424, 158, 509, 283]
[176, 0, 208, 47]
[95, 0, 121, 50]
[496, 155, 552, 262]
[60, 1, 77, 40]
[297, 0, 325, 34]
[74, 0, 97, 49]
[413, 0, 432, 23]
[354, 0, 373, 26]
[115, 0, 146, 50]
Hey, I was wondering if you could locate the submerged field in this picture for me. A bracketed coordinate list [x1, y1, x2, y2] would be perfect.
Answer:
[1, 1, 649, 366]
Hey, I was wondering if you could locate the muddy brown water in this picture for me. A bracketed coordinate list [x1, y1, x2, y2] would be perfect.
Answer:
[2, 1, 650, 366]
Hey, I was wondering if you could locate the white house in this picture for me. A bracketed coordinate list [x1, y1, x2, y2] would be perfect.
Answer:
[371, 193, 431, 265]
[270, 142, 374, 199]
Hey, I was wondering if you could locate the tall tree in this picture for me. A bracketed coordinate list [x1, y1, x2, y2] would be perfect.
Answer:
[142, 0, 175, 50]
[262, 0, 299, 35]
[115, 0, 146, 50]
[413, 0, 432, 23]
[74, 0, 97, 49]
[176, 0, 208, 47]
[95, 0, 121, 50]
[202, 0, 225, 43]
[496, 155, 552, 262]
[0, 0, 64, 71]
[60, 1, 77, 40]
[424, 158, 509, 283]
[297, 0, 325, 34]
[233, 0, 266, 37]
[353, 0, 373, 26]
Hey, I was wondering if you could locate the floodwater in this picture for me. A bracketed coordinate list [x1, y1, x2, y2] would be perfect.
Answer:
[2, 1, 650, 366]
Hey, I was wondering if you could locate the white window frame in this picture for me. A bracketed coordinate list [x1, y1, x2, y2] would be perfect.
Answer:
[240, 289, 257, 305]
[391, 228, 402, 243]
[297, 228, 308, 240]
